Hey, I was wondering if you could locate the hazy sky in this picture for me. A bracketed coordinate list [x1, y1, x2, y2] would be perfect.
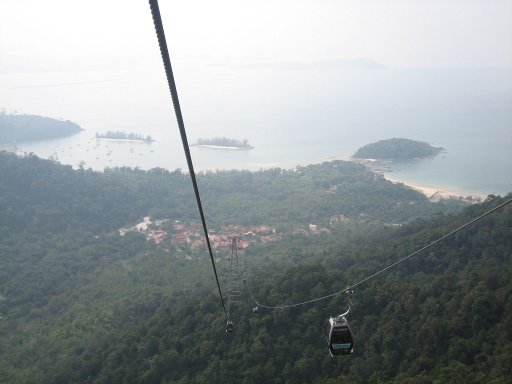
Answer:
[1, 0, 512, 73]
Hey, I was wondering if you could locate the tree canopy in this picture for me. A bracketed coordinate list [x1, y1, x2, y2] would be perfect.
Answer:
[353, 138, 443, 160]
[0, 151, 509, 383]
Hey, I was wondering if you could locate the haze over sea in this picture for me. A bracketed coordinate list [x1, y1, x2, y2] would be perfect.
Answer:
[1, 65, 511, 196]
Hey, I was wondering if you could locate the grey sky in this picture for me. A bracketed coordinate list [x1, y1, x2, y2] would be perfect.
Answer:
[1, 0, 512, 73]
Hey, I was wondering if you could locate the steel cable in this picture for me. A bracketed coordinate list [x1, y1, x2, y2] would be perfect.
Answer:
[148, 0, 228, 319]
[246, 197, 512, 310]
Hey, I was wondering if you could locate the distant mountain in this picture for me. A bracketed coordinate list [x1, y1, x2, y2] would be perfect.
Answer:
[243, 57, 387, 71]
[0, 113, 83, 143]
[353, 138, 443, 160]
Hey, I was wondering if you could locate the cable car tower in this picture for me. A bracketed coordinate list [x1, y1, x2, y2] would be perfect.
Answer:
[226, 235, 243, 330]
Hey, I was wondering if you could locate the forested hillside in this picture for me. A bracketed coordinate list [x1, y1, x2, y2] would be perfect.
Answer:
[0, 151, 464, 237]
[0, 113, 83, 143]
[32, 198, 511, 384]
[0, 152, 509, 383]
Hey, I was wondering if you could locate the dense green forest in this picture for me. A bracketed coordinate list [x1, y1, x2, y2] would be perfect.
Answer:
[0, 151, 510, 383]
[0, 151, 464, 235]
[40, 201, 510, 384]
[0, 113, 83, 143]
[353, 138, 443, 160]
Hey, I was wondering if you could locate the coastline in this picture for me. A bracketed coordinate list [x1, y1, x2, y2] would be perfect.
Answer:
[384, 174, 486, 202]
[196, 156, 485, 203]
[95, 138, 152, 143]
[194, 144, 247, 150]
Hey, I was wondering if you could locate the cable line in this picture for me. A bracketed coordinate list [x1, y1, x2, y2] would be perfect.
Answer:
[245, 276, 342, 309]
[148, 0, 228, 319]
[245, 197, 512, 310]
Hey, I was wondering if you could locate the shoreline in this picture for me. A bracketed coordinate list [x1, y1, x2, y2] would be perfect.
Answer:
[193, 144, 251, 150]
[95, 138, 152, 143]
[384, 174, 487, 202]
[1, 146, 503, 200]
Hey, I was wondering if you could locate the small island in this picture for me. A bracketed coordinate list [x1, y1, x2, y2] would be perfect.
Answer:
[352, 138, 443, 160]
[191, 137, 253, 150]
[95, 131, 153, 143]
[0, 113, 83, 143]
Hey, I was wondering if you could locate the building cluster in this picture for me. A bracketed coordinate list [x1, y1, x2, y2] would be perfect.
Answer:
[329, 213, 349, 225]
[119, 216, 169, 245]
[172, 223, 280, 250]
[119, 214, 350, 251]
[119, 218, 282, 250]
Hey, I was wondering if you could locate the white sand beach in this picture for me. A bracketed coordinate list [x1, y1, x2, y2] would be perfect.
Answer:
[196, 145, 243, 150]
[384, 175, 487, 202]
[96, 138, 152, 143]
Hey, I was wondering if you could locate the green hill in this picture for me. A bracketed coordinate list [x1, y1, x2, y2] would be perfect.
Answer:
[353, 138, 443, 160]
[0, 113, 83, 143]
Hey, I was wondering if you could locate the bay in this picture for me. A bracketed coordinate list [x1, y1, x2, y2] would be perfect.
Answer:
[1, 66, 511, 196]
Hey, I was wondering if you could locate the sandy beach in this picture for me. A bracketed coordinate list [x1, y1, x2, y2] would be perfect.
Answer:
[196, 144, 243, 150]
[384, 175, 487, 202]
[95, 138, 152, 143]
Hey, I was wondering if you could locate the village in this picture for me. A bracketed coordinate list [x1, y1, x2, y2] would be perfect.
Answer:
[118, 214, 350, 257]
[119, 217, 282, 251]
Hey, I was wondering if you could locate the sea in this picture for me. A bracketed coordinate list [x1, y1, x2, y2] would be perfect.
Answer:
[1, 65, 511, 196]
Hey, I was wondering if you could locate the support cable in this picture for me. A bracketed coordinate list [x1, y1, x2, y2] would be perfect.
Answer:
[246, 197, 512, 310]
[148, 0, 228, 319]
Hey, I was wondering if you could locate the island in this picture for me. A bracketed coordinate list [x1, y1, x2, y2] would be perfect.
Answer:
[95, 131, 153, 143]
[191, 137, 253, 150]
[352, 138, 443, 160]
[0, 113, 83, 143]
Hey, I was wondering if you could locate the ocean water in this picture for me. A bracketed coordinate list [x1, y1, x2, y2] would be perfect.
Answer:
[1, 67, 511, 196]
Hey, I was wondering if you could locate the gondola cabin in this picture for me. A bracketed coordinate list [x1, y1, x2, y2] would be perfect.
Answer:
[325, 315, 353, 356]
[225, 320, 234, 333]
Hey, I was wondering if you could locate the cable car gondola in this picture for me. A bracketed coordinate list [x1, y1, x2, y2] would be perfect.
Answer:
[325, 309, 353, 356]
[225, 319, 234, 332]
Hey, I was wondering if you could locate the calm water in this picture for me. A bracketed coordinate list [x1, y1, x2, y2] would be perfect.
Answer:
[1, 67, 511, 196]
